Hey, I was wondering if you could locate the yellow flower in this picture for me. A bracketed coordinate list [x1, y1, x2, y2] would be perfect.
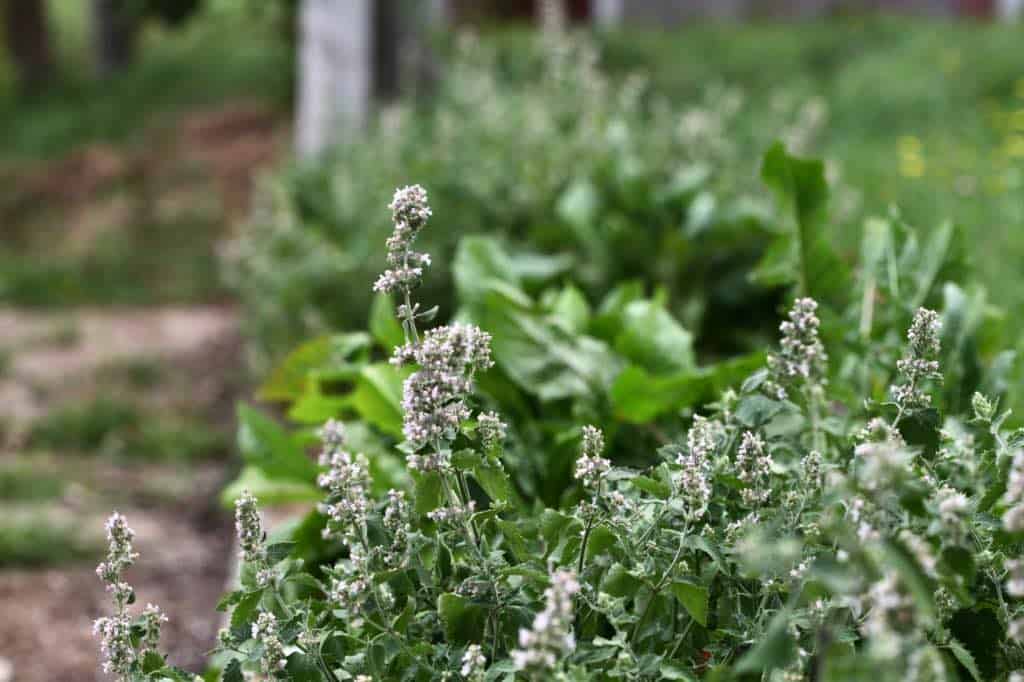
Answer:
[900, 157, 926, 179]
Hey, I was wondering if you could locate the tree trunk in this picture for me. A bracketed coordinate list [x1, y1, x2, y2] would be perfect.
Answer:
[295, 0, 373, 158]
[92, 0, 140, 77]
[3, 0, 54, 94]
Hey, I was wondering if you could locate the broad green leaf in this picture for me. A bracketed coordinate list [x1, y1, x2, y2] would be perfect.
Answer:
[286, 383, 348, 424]
[258, 333, 371, 402]
[611, 352, 764, 422]
[236, 404, 318, 483]
[369, 292, 405, 351]
[284, 652, 321, 682]
[755, 142, 850, 306]
[614, 300, 695, 374]
[473, 459, 513, 504]
[438, 593, 487, 643]
[496, 518, 530, 561]
[551, 285, 591, 335]
[669, 580, 709, 626]
[346, 363, 410, 437]
[413, 470, 444, 515]
[220, 466, 321, 508]
[453, 236, 521, 305]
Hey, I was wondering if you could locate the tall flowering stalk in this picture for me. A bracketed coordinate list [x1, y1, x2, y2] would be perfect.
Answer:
[766, 297, 828, 450]
[376, 185, 494, 542]
[890, 307, 942, 424]
[94, 512, 167, 681]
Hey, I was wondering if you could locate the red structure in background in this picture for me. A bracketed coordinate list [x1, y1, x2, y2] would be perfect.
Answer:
[452, 0, 590, 23]
[958, 0, 994, 17]
[453, 0, 996, 22]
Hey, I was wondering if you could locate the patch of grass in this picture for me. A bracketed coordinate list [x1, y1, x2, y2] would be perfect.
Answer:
[27, 398, 142, 452]
[0, 210, 227, 307]
[0, 508, 100, 568]
[27, 397, 228, 460]
[0, 1, 291, 161]
[0, 462, 65, 502]
[96, 357, 165, 389]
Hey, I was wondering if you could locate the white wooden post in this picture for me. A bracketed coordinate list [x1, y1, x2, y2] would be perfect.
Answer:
[295, 0, 373, 159]
[592, 0, 625, 25]
[998, 0, 1024, 20]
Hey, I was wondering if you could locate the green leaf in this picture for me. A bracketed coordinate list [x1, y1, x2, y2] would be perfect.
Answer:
[473, 459, 512, 504]
[613, 300, 695, 374]
[631, 475, 670, 499]
[258, 333, 371, 402]
[947, 638, 982, 682]
[734, 609, 794, 673]
[755, 142, 850, 306]
[266, 541, 295, 565]
[496, 518, 530, 561]
[236, 404, 318, 483]
[284, 652, 321, 682]
[453, 236, 522, 305]
[370, 293, 405, 351]
[220, 465, 322, 508]
[229, 590, 263, 640]
[346, 363, 410, 437]
[413, 470, 444, 515]
[550, 285, 591, 335]
[141, 650, 165, 673]
[438, 593, 487, 644]
[669, 580, 709, 626]
[735, 394, 785, 428]
[221, 660, 243, 682]
[611, 352, 765, 423]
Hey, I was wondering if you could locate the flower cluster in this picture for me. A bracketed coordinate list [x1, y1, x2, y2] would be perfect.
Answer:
[317, 420, 371, 543]
[251, 611, 288, 675]
[574, 425, 610, 489]
[512, 569, 580, 672]
[93, 513, 166, 681]
[460, 644, 487, 680]
[234, 489, 265, 563]
[736, 431, 772, 505]
[373, 185, 433, 295]
[393, 323, 494, 452]
[672, 416, 720, 517]
[891, 308, 942, 412]
[477, 411, 507, 452]
[765, 297, 827, 400]
[1003, 450, 1024, 532]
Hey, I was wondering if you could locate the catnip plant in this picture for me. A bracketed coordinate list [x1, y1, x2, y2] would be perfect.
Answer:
[96, 182, 1024, 681]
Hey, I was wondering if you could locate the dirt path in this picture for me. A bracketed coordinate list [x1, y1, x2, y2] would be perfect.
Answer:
[0, 306, 243, 681]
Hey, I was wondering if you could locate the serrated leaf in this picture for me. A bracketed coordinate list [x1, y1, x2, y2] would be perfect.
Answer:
[473, 459, 512, 504]
[669, 580, 709, 626]
[236, 404, 318, 483]
[438, 593, 487, 644]
[947, 638, 982, 682]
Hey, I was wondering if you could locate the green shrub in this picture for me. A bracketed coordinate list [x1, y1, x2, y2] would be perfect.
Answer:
[225, 35, 829, 369]
[96, 150, 1023, 680]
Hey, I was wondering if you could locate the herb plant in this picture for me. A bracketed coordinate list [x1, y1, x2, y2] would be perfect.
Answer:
[95, 151, 1024, 679]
